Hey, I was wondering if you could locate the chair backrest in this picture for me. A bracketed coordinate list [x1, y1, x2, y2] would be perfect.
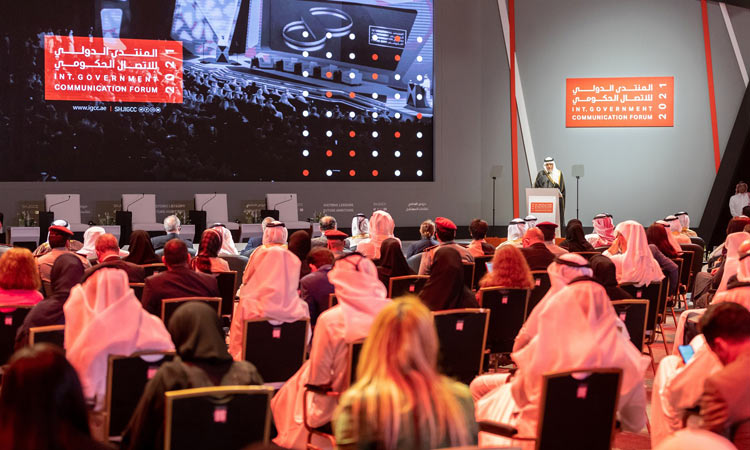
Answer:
[328, 293, 338, 310]
[161, 297, 222, 326]
[677, 252, 693, 288]
[388, 275, 429, 298]
[689, 236, 705, 249]
[164, 385, 273, 450]
[432, 309, 489, 385]
[406, 253, 423, 273]
[347, 340, 365, 386]
[0, 305, 33, 364]
[215, 271, 237, 318]
[680, 243, 704, 292]
[472, 255, 494, 290]
[130, 282, 145, 301]
[242, 319, 309, 383]
[105, 351, 175, 439]
[611, 300, 649, 352]
[478, 288, 530, 354]
[219, 255, 248, 292]
[572, 251, 601, 260]
[536, 368, 622, 450]
[28, 324, 65, 348]
[618, 282, 662, 335]
[528, 271, 551, 315]
[463, 263, 475, 289]
[142, 263, 167, 277]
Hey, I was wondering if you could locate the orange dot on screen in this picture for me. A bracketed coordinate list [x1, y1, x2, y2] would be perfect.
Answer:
[349, 170, 356, 176]
[372, 170, 379, 176]
[349, 92, 356, 98]
[349, 131, 356, 138]
[302, 169, 309, 176]
[325, 91, 332, 98]
[394, 35, 401, 42]
[394, 131, 401, 138]
[372, 53, 378, 61]
[325, 71, 332, 79]
[326, 150, 333, 157]
[417, 113, 423, 119]
[395, 54, 401, 61]
[372, 73, 378, 80]
[349, 150, 356, 157]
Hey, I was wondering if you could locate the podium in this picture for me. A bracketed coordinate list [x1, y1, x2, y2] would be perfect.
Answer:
[525, 188, 562, 237]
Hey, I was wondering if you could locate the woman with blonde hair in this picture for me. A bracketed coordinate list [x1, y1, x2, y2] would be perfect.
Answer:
[0, 247, 43, 307]
[334, 296, 477, 449]
[479, 245, 533, 289]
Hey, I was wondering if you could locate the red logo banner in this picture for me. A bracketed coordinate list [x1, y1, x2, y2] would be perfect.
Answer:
[44, 35, 183, 103]
[530, 202, 554, 214]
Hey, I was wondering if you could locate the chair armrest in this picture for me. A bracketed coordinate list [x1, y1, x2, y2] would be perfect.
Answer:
[478, 420, 518, 437]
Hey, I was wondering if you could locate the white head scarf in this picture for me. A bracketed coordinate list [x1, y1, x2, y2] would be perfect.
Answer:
[717, 232, 750, 292]
[327, 253, 391, 343]
[524, 215, 537, 228]
[543, 157, 561, 184]
[262, 221, 288, 245]
[610, 220, 664, 287]
[656, 220, 683, 254]
[213, 225, 239, 256]
[665, 215, 682, 234]
[675, 212, 690, 231]
[510, 280, 649, 438]
[592, 213, 616, 246]
[76, 227, 105, 258]
[351, 214, 369, 238]
[508, 218, 527, 241]
[356, 210, 399, 259]
[64, 269, 173, 409]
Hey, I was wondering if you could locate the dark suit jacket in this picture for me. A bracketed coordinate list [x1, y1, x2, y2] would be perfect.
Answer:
[701, 351, 750, 449]
[151, 233, 193, 251]
[141, 266, 220, 316]
[83, 256, 145, 283]
[520, 242, 555, 270]
[299, 265, 335, 328]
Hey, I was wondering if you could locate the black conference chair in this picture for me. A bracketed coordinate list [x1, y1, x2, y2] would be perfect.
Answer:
[161, 297, 221, 326]
[528, 271, 551, 314]
[242, 319, 309, 384]
[680, 243, 704, 300]
[164, 385, 274, 450]
[462, 262, 475, 290]
[478, 287, 529, 356]
[479, 368, 622, 450]
[619, 281, 664, 353]
[472, 255, 494, 290]
[388, 275, 429, 298]
[215, 271, 237, 318]
[105, 351, 175, 440]
[129, 282, 145, 301]
[0, 305, 33, 364]
[572, 251, 601, 260]
[611, 300, 653, 372]
[142, 263, 167, 277]
[432, 308, 489, 385]
[28, 324, 65, 348]
[219, 255, 248, 292]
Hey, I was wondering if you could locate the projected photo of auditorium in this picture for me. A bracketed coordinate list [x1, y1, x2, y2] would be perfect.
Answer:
[0, 0, 434, 182]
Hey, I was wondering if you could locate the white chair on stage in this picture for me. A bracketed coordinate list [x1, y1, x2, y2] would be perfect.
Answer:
[194, 194, 239, 231]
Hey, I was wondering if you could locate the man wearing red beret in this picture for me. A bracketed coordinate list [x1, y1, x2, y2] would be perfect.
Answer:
[325, 229, 349, 258]
[418, 217, 474, 275]
[36, 225, 91, 284]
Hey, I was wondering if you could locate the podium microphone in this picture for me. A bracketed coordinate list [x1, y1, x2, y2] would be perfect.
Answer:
[200, 192, 218, 211]
[47, 195, 72, 212]
[272, 195, 295, 210]
[125, 193, 146, 212]
[572, 165, 584, 220]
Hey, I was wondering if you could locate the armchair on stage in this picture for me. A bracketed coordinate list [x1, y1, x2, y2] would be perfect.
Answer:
[191, 194, 239, 239]
[525, 188, 563, 237]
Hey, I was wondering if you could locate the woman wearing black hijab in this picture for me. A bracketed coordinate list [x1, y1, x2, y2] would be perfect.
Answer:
[376, 238, 414, 289]
[124, 230, 161, 265]
[15, 254, 84, 348]
[419, 247, 478, 311]
[560, 219, 596, 252]
[123, 302, 263, 450]
[190, 228, 229, 273]
[288, 230, 312, 280]
[590, 255, 631, 300]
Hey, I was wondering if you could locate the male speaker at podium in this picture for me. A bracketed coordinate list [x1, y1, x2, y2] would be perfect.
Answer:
[534, 157, 566, 225]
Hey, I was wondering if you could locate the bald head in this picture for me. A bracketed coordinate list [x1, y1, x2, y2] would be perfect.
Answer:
[522, 228, 544, 247]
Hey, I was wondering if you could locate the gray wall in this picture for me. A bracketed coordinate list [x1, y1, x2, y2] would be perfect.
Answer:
[2, 0, 750, 231]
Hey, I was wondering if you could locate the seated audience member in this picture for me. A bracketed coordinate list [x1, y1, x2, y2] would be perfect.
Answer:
[716, 232, 750, 293]
[271, 253, 391, 449]
[377, 238, 414, 289]
[334, 297, 478, 449]
[347, 213, 370, 249]
[473, 278, 649, 447]
[479, 245, 533, 290]
[189, 228, 230, 274]
[36, 225, 91, 283]
[311, 215, 338, 248]
[300, 248, 336, 328]
[65, 268, 174, 411]
[418, 217, 473, 275]
[83, 234, 145, 283]
[713, 240, 750, 309]
[514, 254, 593, 352]
[536, 222, 567, 256]
[590, 255, 631, 300]
[519, 228, 555, 270]
[604, 220, 665, 289]
[665, 215, 692, 244]
[240, 220, 288, 285]
[656, 429, 737, 450]
[696, 219, 750, 303]
[0, 248, 43, 307]
[212, 224, 239, 256]
[674, 211, 698, 242]
[229, 246, 309, 359]
[645, 224, 680, 296]
[729, 181, 750, 217]
[406, 220, 438, 258]
[325, 229, 349, 258]
[357, 210, 400, 260]
[140, 239, 220, 316]
[122, 302, 263, 450]
[124, 230, 161, 265]
[76, 226, 106, 263]
[524, 215, 537, 228]
[419, 247, 478, 311]
[15, 254, 84, 348]
[150, 215, 193, 251]
[288, 230, 312, 279]
[560, 219, 595, 252]
[700, 302, 750, 448]
[32, 219, 84, 257]
[0, 344, 112, 450]
[656, 220, 685, 255]
[586, 213, 617, 248]
[499, 218, 526, 248]
[467, 219, 495, 257]
[239, 216, 276, 257]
